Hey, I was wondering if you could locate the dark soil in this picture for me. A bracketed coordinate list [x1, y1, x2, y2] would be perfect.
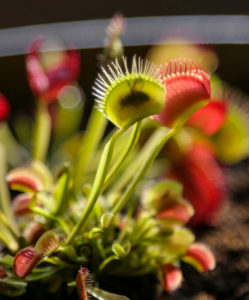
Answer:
[160, 188, 249, 300]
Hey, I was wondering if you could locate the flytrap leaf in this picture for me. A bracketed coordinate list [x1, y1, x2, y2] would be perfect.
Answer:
[144, 180, 194, 225]
[93, 56, 166, 128]
[112, 242, 131, 258]
[152, 58, 211, 128]
[87, 286, 130, 300]
[12, 193, 33, 216]
[13, 247, 41, 278]
[182, 242, 216, 272]
[6, 167, 44, 193]
[0, 277, 27, 297]
[100, 212, 113, 229]
[14, 230, 65, 278]
[212, 100, 249, 164]
[160, 228, 195, 263]
[145, 180, 183, 213]
[34, 230, 65, 257]
[156, 199, 194, 226]
[23, 222, 45, 244]
[187, 101, 227, 136]
[76, 267, 92, 300]
[162, 264, 183, 293]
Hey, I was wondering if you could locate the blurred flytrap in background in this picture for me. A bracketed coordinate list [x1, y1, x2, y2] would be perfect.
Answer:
[0, 13, 248, 300]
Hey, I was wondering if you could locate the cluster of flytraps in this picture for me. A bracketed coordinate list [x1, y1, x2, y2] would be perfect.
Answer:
[0, 14, 248, 300]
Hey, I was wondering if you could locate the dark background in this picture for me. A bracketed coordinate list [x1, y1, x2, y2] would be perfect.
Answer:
[1, 0, 249, 29]
[0, 1, 249, 118]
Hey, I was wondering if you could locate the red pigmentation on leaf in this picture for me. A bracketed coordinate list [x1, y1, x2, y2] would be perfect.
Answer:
[183, 242, 216, 272]
[23, 222, 45, 244]
[152, 59, 210, 127]
[157, 202, 193, 224]
[0, 93, 10, 121]
[76, 267, 92, 300]
[187, 100, 228, 135]
[13, 247, 41, 278]
[167, 143, 227, 226]
[6, 167, 44, 192]
[162, 264, 183, 293]
[12, 194, 33, 216]
[26, 37, 80, 103]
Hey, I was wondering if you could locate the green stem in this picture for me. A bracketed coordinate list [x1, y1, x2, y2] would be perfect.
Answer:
[111, 127, 176, 215]
[0, 144, 20, 237]
[99, 255, 118, 272]
[111, 126, 164, 193]
[30, 206, 69, 234]
[33, 101, 51, 162]
[74, 108, 107, 191]
[102, 121, 141, 192]
[66, 127, 125, 244]
[43, 257, 75, 268]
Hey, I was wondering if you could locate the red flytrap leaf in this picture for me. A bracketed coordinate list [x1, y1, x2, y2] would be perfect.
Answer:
[152, 58, 211, 128]
[157, 200, 194, 225]
[182, 242, 216, 272]
[12, 194, 33, 216]
[168, 143, 227, 226]
[26, 37, 81, 103]
[187, 100, 227, 135]
[6, 167, 43, 192]
[0, 93, 10, 122]
[23, 222, 45, 244]
[162, 264, 183, 293]
[76, 267, 92, 300]
[14, 230, 64, 278]
[13, 247, 41, 278]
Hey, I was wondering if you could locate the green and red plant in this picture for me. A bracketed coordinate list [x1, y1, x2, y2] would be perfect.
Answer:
[0, 14, 248, 300]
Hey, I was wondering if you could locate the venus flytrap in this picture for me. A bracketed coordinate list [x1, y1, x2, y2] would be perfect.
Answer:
[66, 57, 166, 244]
[0, 23, 228, 298]
[94, 57, 165, 128]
